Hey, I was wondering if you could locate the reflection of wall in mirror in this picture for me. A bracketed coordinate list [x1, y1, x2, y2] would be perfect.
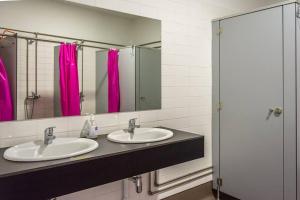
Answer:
[132, 18, 161, 45]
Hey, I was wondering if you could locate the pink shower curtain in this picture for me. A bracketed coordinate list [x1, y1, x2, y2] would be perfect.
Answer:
[108, 49, 120, 113]
[59, 43, 80, 116]
[0, 57, 13, 121]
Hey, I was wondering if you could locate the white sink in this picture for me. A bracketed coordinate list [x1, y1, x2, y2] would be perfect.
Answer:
[107, 128, 173, 144]
[3, 138, 98, 162]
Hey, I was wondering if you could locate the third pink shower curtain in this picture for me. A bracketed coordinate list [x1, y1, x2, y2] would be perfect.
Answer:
[59, 43, 80, 116]
[108, 49, 120, 113]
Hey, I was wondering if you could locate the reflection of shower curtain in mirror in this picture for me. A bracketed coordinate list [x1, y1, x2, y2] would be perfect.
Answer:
[59, 43, 80, 116]
[108, 49, 120, 113]
[0, 57, 13, 121]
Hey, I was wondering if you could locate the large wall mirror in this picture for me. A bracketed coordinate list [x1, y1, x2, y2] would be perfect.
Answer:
[0, 0, 161, 122]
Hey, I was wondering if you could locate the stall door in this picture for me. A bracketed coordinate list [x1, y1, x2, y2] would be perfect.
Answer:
[219, 7, 284, 200]
[135, 47, 161, 111]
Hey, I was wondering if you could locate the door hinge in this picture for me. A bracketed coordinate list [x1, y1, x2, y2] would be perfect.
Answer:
[217, 102, 223, 111]
[297, 5, 300, 18]
[217, 178, 223, 187]
[217, 27, 223, 35]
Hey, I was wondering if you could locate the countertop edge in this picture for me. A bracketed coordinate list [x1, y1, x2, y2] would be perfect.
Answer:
[0, 127, 203, 178]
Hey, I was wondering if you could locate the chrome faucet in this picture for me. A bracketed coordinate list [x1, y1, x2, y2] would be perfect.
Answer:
[126, 118, 140, 139]
[44, 126, 56, 145]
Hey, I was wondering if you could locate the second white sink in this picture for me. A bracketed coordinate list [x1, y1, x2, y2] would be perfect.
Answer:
[4, 138, 99, 162]
[107, 128, 173, 144]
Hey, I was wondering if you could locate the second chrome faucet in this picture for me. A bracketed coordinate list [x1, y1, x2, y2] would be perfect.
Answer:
[125, 118, 140, 139]
[44, 126, 56, 145]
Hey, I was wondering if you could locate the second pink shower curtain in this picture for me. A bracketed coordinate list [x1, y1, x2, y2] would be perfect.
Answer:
[108, 49, 120, 113]
[59, 43, 81, 116]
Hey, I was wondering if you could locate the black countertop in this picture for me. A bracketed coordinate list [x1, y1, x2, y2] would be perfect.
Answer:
[0, 127, 204, 200]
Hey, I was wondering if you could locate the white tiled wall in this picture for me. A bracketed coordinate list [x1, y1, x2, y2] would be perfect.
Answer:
[17, 39, 56, 120]
[0, 0, 241, 199]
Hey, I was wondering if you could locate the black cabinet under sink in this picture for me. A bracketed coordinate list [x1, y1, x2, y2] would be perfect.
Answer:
[0, 128, 204, 200]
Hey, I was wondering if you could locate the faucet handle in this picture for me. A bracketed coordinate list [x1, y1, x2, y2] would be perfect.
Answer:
[129, 118, 138, 125]
[45, 126, 56, 135]
[44, 127, 56, 145]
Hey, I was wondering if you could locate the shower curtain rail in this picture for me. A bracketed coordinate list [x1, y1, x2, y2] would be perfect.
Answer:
[0, 33, 109, 50]
[138, 41, 161, 46]
[0, 27, 127, 47]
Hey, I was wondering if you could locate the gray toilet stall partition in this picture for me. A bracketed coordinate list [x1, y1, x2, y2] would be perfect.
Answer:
[212, 2, 298, 200]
